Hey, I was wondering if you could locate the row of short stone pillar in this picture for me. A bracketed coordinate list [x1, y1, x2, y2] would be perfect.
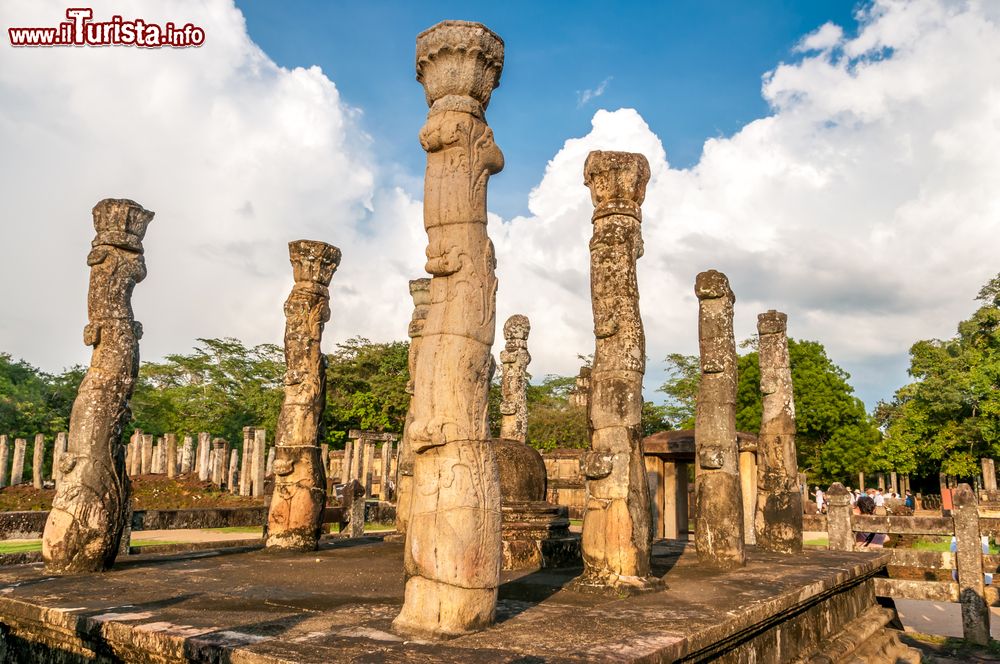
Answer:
[0, 432, 69, 490]
[122, 427, 273, 497]
[327, 430, 398, 502]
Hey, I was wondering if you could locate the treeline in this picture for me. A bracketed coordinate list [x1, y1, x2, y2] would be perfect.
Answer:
[0, 336, 668, 453]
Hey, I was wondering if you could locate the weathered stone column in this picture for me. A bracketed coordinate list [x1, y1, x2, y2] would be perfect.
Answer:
[858, 471, 865, 491]
[165, 433, 177, 478]
[952, 483, 990, 644]
[754, 310, 802, 554]
[363, 441, 376, 497]
[32, 434, 45, 489]
[499, 315, 530, 443]
[0, 435, 9, 488]
[54, 432, 69, 483]
[266, 240, 340, 551]
[228, 449, 239, 494]
[11, 438, 26, 485]
[180, 435, 193, 474]
[212, 438, 226, 486]
[981, 458, 996, 492]
[739, 450, 757, 546]
[694, 270, 745, 569]
[266, 446, 275, 475]
[380, 442, 392, 502]
[825, 483, 853, 551]
[240, 427, 253, 496]
[395, 278, 431, 537]
[141, 434, 153, 475]
[577, 150, 657, 592]
[152, 439, 162, 474]
[393, 20, 504, 639]
[197, 432, 210, 481]
[341, 440, 354, 484]
[253, 428, 266, 497]
[42, 198, 153, 574]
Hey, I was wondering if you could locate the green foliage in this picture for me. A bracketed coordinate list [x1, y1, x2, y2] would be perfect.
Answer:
[525, 374, 588, 451]
[658, 339, 879, 485]
[323, 337, 410, 446]
[880, 274, 1000, 478]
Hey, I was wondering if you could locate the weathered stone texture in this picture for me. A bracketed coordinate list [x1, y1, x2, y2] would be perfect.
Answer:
[253, 428, 266, 497]
[11, 438, 25, 485]
[266, 240, 340, 551]
[42, 198, 153, 574]
[0, 435, 9, 488]
[141, 434, 153, 475]
[394, 20, 505, 640]
[499, 315, 530, 443]
[576, 150, 657, 592]
[754, 310, 803, 554]
[32, 434, 45, 489]
[165, 434, 177, 479]
[693, 270, 745, 569]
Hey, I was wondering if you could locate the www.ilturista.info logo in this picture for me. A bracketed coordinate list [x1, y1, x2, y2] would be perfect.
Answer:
[8, 8, 205, 48]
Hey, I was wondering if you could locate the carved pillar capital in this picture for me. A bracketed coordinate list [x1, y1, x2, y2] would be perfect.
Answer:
[416, 20, 504, 117]
[758, 309, 787, 335]
[289, 239, 341, 287]
[91, 198, 153, 253]
[583, 151, 650, 221]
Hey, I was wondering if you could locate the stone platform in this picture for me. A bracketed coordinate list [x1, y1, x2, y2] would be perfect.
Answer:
[0, 537, 916, 662]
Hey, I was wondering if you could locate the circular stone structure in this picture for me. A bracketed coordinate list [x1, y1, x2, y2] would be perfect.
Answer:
[493, 438, 546, 503]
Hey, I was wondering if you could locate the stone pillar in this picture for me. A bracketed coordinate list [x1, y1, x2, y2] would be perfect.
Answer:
[0, 435, 9, 488]
[55, 432, 69, 484]
[32, 433, 45, 489]
[858, 471, 865, 491]
[123, 433, 135, 478]
[266, 447, 275, 475]
[151, 439, 162, 474]
[197, 432, 211, 481]
[321, 444, 330, 474]
[351, 438, 363, 481]
[798, 472, 808, 508]
[363, 441, 376, 498]
[569, 366, 591, 409]
[253, 428, 266, 497]
[953, 483, 989, 645]
[738, 450, 757, 546]
[981, 458, 996, 492]
[140, 434, 153, 475]
[344, 479, 366, 538]
[240, 427, 253, 496]
[826, 483, 853, 551]
[754, 310, 802, 554]
[266, 240, 340, 551]
[393, 20, 505, 640]
[396, 278, 431, 537]
[890, 471, 898, 495]
[341, 440, 354, 484]
[42, 198, 153, 574]
[576, 150, 656, 592]
[662, 462, 688, 539]
[228, 449, 239, 493]
[165, 434, 177, 479]
[212, 439, 226, 486]
[878, 473, 885, 491]
[180, 435, 193, 474]
[694, 270, 745, 569]
[380, 442, 392, 501]
[11, 438, 26, 485]
[499, 315, 530, 443]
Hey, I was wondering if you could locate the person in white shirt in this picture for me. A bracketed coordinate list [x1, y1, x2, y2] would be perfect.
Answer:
[813, 486, 825, 513]
[874, 489, 885, 507]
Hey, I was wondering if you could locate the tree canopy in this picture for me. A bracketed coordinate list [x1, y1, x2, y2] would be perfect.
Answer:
[877, 273, 1000, 478]
[659, 338, 879, 485]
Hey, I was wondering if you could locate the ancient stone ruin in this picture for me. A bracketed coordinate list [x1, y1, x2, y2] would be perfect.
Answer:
[499, 314, 530, 443]
[42, 198, 153, 574]
[754, 310, 803, 553]
[393, 277, 430, 539]
[266, 240, 341, 551]
[576, 150, 657, 592]
[392, 20, 505, 639]
[693, 269, 746, 569]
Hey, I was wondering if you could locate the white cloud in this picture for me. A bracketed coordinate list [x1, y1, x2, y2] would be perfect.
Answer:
[0, 0, 424, 372]
[495, 0, 1000, 407]
[795, 22, 844, 52]
[577, 77, 611, 107]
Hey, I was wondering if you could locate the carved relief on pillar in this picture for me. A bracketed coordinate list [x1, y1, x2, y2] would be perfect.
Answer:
[499, 315, 531, 444]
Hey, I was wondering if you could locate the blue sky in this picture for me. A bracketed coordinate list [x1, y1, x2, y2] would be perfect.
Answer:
[237, 1, 860, 219]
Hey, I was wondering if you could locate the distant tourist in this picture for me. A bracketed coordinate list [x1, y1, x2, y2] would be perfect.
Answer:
[813, 486, 825, 514]
[874, 489, 885, 507]
[904, 490, 916, 510]
[854, 496, 887, 549]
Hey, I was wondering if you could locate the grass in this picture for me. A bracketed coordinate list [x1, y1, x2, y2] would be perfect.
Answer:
[804, 536, 829, 547]
[211, 526, 262, 534]
[912, 536, 1000, 554]
[569, 519, 582, 527]
[0, 540, 41, 554]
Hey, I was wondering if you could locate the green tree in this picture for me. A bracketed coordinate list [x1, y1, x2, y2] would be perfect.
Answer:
[659, 339, 878, 485]
[880, 274, 1000, 478]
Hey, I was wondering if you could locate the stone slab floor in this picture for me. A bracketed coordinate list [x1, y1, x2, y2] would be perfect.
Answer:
[0, 537, 891, 662]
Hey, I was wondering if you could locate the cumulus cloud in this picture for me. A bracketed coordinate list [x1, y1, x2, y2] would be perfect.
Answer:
[0, 0, 424, 371]
[795, 22, 844, 52]
[495, 0, 1000, 406]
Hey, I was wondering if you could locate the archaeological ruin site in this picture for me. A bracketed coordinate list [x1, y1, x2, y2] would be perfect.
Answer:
[4, 17, 1000, 664]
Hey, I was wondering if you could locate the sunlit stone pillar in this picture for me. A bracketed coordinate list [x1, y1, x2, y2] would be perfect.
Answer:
[266, 240, 340, 551]
[754, 310, 802, 553]
[0, 435, 9, 488]
[577, 150, 657, 592]
[393, 20, 505, 639]
[11, 439, 26, 485]
[32, 434, 45, 489]
[42, 198, 153, 574]
[693, 270, 745, 569]
[499, 315, 530, 443]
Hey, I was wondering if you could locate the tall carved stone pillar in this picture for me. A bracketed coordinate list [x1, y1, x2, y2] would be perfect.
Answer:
[165, 433, 177, 479]
[394, 278, 430, 538]
[499, 315, 530, 443]
[393, 20, 504, 639]
[693, 270, 746, 569]
[240, 427, 253, 496]
[253, 428, 266, 497]
[11, 439, 25, 485]
[266, 240, 340, 551]
[576, 150, 657, 592]
[754, 310, 802, 553]
[0, 435, 9, 488]
[32, 434, 45, 489]
[180, 435, 193, 474]
[42, 198, 153, 574]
